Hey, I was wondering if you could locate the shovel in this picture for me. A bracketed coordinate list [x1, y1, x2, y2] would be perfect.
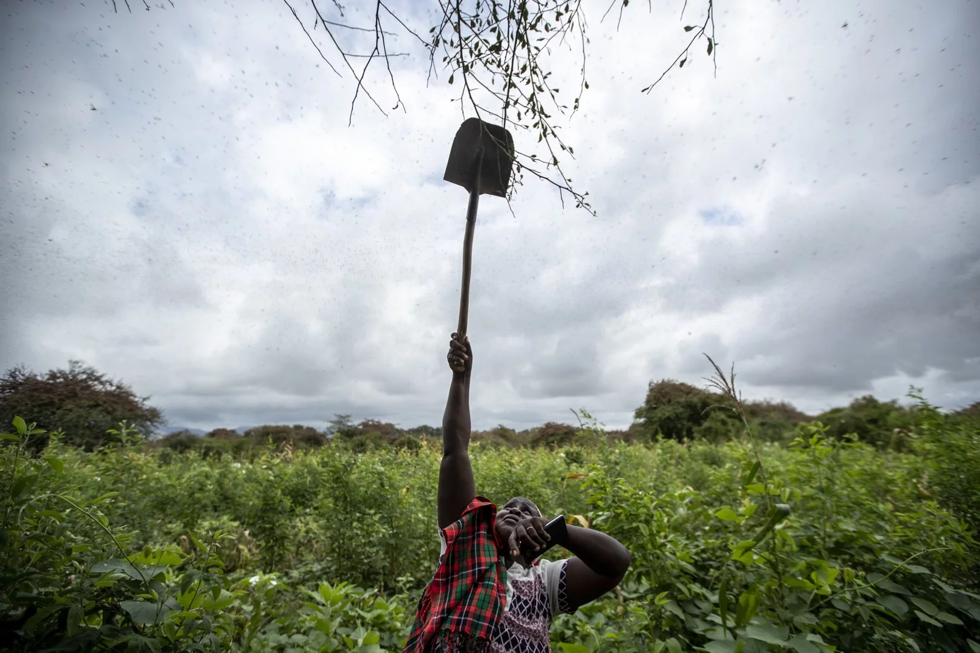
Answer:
[444, 117, 515, 340]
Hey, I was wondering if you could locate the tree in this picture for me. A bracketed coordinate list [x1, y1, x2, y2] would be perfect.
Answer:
[633, 379, 728, 441]
[472, 424, 522, 446]
[336, 418, 401, 442]
[405, 424, 442, 440]
[205, 428, 242, 440]
[243, 424, 326, 447]
[529, 421, 578, 447]
[157, 430, 201, 453]
[953, 400, 980, 422]
[817, 395, 916, 449]
[109, 0, 718, 210]
[0, 361, 164, 449]
[327, 413, 355, 437]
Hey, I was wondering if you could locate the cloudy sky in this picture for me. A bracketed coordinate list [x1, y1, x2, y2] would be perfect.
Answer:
[1, 0, 978, 433]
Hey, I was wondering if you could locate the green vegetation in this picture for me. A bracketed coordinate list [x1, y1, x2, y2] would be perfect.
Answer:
[2, 386, 979, 652]
[4, 358, 963, 454]
[0, 362, 164, 450]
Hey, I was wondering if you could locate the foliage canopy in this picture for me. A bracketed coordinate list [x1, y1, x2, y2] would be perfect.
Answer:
[109, 0, 719, 209]
[2, 392, 979, 651]
[0, 361, 163, 450]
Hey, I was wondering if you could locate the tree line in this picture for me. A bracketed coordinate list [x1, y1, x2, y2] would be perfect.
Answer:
[3, 361, 976, 453]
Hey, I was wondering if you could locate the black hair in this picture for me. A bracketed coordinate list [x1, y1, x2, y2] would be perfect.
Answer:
[504, 496, 541, 516]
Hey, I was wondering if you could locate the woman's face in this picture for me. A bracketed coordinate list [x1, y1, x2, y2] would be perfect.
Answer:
[494, 497, 541, 560]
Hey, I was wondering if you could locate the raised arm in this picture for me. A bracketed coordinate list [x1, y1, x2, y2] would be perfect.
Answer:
[562, 525, 631, 610]
[438, 333, 477, 529]
[506, 516, 631, 610]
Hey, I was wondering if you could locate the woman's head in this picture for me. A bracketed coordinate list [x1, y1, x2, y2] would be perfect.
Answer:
[494, 496, 541, 559]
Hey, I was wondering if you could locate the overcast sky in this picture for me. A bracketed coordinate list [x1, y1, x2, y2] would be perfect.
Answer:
[1, 0, 978, 432]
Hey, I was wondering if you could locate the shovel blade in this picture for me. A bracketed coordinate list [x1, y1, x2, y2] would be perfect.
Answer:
[444, 118, 515, 198]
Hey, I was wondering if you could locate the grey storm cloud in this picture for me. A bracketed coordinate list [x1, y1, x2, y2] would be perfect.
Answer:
[1, 0, 978, 432]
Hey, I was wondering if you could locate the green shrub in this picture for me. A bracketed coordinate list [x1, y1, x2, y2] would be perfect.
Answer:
[816, 395, 916, 450]
[4, 410, 979, 652]
[913, 393, 980, 562]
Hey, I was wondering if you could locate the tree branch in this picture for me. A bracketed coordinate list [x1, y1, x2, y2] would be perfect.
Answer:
[121, 0, 719, 212]
[283, 0, 342, 76]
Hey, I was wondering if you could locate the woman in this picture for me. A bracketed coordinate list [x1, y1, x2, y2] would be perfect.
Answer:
[405, 334, 631, 653]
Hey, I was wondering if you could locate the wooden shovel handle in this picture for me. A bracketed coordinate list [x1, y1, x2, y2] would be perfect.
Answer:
[456, 149, 484, 340]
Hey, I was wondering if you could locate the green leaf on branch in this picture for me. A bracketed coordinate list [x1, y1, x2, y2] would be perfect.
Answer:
[715, 508, 740, 522]
[876, 595, 909, 617]
[914, 609, 943, 627]
[877, 579, 910, 595]
[735, 592, 759, 627]
[11, 475, 36, 499]
[750, 503, 791, 544]
[131, 548, 185, 566]
[701, 641, 741, 653]
[943, 591, 975, 612]
[745, 623, 789, 645]
[558, 645, 590, 653]
[67, 604, 84, 636]
[92, 558, 151, 581]
[787, 635, 820, 653]
[120, 599, 174, 625]
[936, 611, 964, 625]
[910, 597, 938, 616]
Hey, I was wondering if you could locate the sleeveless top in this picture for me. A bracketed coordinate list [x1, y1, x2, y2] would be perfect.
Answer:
[434, 531, 576, 653]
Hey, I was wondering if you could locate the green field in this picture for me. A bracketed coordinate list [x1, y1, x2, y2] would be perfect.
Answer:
[2, 399, 979, 652]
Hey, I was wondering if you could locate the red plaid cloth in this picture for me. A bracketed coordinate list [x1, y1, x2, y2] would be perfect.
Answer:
[404, 497, 507, 653]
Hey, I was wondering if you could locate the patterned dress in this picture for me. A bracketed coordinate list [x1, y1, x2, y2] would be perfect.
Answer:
[434, 532, 576, 653]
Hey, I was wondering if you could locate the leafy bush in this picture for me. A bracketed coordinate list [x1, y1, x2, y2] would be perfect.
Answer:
[913, 393, 980, 549]
[633, 380, 726, 441]
[633, 380, 810, 444]
[816, 395, 916, 450]
[0, 419, 413, 653]
[243, 424, 327, 448]
[3, 401, 979, 652]
[0, 362, 163, 449]
[550, 424, 978, 653]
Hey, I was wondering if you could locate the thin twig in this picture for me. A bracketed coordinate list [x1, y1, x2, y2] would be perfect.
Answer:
[380, 1, 429, 46]
[377, 3, 406, 112]
[342, 51, 408, 58]
[600, 0, 618, 24]
[307, 0, 388, 122]
[321, 18, 397, 35]
[283, 0, 342, 77]
[346, 0, 385, 124]
[641, 0, 714, 93]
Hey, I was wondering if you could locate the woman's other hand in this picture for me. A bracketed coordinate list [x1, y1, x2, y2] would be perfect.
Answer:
[507, 515, 551, 560]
